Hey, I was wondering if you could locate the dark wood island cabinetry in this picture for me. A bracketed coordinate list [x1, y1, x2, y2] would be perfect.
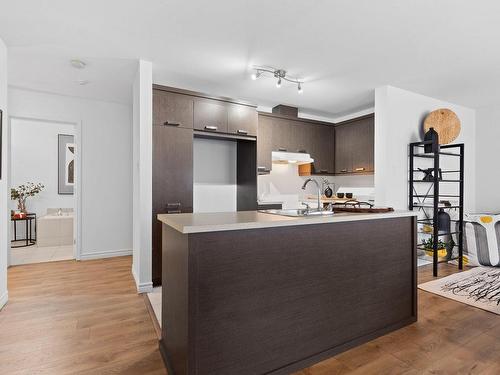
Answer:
[158, 211, 417, 375]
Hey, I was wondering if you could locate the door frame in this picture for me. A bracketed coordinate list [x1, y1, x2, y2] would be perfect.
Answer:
[8, 115, 82, 263]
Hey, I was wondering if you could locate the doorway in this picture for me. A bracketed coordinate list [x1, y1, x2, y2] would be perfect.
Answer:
[9, 117, 80, 265]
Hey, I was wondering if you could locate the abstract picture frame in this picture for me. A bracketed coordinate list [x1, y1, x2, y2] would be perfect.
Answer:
[58, 134, 75, 195]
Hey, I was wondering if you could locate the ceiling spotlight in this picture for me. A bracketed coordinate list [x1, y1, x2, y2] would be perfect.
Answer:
[298, 82, 303, 94]
[251, 71, 261, 80]
[276, 77, 282, 88]
[70, 59, 87, 69]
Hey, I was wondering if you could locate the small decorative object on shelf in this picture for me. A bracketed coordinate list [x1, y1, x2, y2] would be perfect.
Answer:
[11, 182, 44, 213]
[322, 179, 334, 198]
[422, 238, 449, 260]
[424, 127, 439, 153]
[418, 167, 442, 182]
[11, 210, 27, 219]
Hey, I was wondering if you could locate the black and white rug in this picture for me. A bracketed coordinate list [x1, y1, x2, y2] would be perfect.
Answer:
[418, 267, 500, 315]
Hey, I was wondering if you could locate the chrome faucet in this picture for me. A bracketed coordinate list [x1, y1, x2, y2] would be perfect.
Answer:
[302, 178, 322, 212]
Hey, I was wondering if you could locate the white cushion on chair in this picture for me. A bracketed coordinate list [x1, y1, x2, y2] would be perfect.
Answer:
[463, 214, 500, 267]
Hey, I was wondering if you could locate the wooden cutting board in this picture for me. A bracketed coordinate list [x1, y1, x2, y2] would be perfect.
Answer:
[306, 195, 356, 203]
[423, 108, 461, 145]
[333, 206, 394, 213]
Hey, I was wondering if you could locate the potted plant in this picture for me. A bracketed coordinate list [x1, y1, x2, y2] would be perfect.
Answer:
[11, 182, 44, 213]
[422, 237, 454, 260]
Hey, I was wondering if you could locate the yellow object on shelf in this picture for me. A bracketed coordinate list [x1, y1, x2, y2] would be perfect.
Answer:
[424, 248, 448, 259]
[422, 224, 433, 233]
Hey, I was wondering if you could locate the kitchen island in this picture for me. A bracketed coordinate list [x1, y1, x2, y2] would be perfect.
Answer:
[158, 210, 417, 375]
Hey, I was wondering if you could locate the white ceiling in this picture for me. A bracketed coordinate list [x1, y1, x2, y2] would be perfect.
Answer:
[1, 0, 499, 116]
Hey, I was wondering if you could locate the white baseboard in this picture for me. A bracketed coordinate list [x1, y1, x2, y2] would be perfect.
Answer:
[79, 248, 133, 260]
[0, 290, 8, 310]
[132, 266, 153, 294]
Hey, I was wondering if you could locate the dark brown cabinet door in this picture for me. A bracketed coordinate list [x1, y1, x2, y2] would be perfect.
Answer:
[228, 104, 257, 136]
[308, 124, 334, 174]
[153, 90, 193, 128]
[152, 125, 193, 285]
[290, 121, 313, 154]
[351, 116, 374, 173]
[314, 125, 335, 174]
[335, 114, 374, 174]
[257, 115, 273, 173]
[271, 117, 292, 152]
[335, 124, 354, 174]
[194, 99, 228, 133]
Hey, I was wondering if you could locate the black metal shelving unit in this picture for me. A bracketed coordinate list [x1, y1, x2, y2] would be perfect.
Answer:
[409, 140, 464, 276]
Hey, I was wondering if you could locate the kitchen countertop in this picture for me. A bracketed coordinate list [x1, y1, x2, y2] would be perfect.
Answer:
[158, 210, 417, 234]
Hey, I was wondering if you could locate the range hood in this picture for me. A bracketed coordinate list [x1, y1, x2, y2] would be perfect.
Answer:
[272, 151, 314, 165]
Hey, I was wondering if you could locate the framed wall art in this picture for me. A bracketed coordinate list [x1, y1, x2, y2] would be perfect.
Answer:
[58, 134, 75, 195]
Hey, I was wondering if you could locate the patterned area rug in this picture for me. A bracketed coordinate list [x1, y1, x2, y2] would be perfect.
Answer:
[418, 267, 500, 315]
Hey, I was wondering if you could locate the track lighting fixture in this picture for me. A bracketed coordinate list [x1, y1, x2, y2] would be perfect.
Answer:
[251, 66, 303, 93]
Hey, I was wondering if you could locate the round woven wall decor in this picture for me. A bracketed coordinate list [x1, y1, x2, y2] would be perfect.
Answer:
[423, 108, 461, 145]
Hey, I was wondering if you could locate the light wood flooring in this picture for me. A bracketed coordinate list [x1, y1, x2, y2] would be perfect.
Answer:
[1, 258, 499, 374]
[0, 257, 165, 374]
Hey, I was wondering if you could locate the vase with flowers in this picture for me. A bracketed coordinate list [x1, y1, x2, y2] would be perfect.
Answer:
[11, 182, 44, 213]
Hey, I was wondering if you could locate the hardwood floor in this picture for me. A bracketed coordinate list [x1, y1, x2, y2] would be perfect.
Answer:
[1, 258, 499, 374]
[293, 264, 500, 375]
[0, 257, 165, 375]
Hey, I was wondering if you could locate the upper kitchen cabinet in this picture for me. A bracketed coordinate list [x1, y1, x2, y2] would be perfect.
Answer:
[335, 114, 374, 174]
[153, 89, 193, 128]
[270, 117, 293, 152]
[257, 115, 273, 173]
[194, 98, 228, 133]
[228, 104, 258, 136]
[290, 121, 313, 153]
[257, 111, 335, 175]
[310, 124, 335, 174]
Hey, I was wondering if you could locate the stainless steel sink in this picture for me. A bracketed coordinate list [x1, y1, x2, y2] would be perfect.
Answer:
[259, 209, 334, 217]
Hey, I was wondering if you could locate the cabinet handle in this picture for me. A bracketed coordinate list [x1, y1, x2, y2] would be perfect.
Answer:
[297, 149, 307, 153]
[237, 129, 248, 135]
[341, 169, 348, 173]
[166, 202, 181, 214]
[204, 125, 218, 131]
[319, 169, 328, 173]
[278, 147, 287, 152]
[164, 121, 180, 127]
[355, 167, 365, 172]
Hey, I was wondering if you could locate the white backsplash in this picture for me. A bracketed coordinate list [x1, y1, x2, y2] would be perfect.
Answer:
[258, 164, 375, 209]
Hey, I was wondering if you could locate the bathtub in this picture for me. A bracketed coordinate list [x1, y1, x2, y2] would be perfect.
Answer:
[37, 210, 74, 247]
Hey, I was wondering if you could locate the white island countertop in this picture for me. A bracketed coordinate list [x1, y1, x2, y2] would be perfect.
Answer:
[158, 210, 417, 234]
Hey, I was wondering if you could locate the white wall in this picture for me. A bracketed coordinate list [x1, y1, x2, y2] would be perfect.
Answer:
[476, 107, 500, 213]
[0, 37, 9, 309]
[193, 137, 237, 213]
[8, 87, 133, 259]
[374, 86, 476, 212]
[132, 60, 153, 293]
[258, 164, 374, 209]
[10, 119, 75, 217]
